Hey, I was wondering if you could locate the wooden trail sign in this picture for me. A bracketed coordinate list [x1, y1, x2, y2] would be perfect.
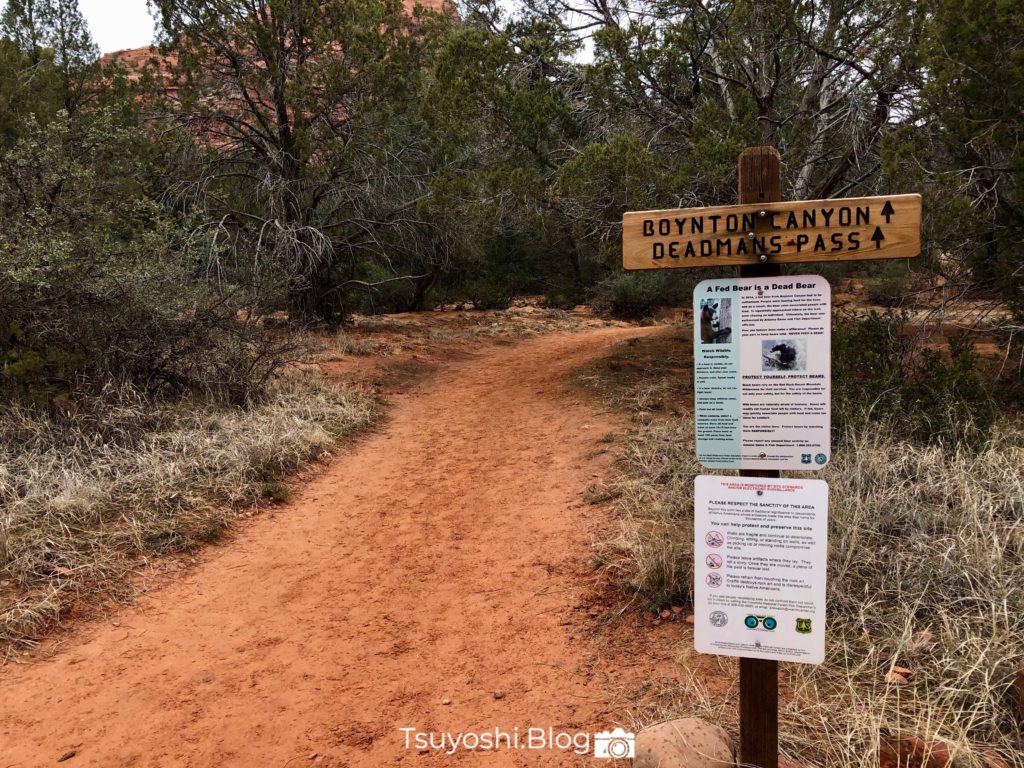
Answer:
[620, 146, 922, 768]
[622, 194, 921, 270]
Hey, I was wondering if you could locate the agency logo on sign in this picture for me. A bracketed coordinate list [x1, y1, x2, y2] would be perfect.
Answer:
[795, 618, 813, 634]
[744, 615, 777, 631]
[709, 611, 728, 627]
[815, 453, 828, 465]
[801, 453, 812, 465]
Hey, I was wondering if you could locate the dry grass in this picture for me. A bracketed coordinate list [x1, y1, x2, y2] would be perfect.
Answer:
[331, 332, 403, 357]
[580, 331, 1024, 766]
[0, 374, 377, 652]
[312, 306, 609, 364]
[786, 422, 1024, 766]
[589, 418, 699, 611]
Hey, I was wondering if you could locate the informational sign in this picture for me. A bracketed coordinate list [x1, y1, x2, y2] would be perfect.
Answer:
[622, 194, 921, 269]
[694, 276, 830, 470]
[693, 475, 828, 665]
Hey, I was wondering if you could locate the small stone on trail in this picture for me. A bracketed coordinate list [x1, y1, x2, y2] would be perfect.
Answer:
[884, 671, 908, 685]
[685, 615, 695, 625]
[57, 751, 76, 763]
[983, 751, 1011, 768]
[1012, 658, 1024, 725]
[891, 665, 912, 678]
[442, 698, 451, 706]
[634, 717, 734, 768]
[659, 609, 671, 619]
[879, 734, 952, 768]
[493, 691, 504, 700]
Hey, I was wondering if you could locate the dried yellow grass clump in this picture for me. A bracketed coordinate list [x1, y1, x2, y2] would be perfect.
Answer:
[598, 412, 1024, 766]
[790, 422, 1024, 766]
[0, 375, 377, 650]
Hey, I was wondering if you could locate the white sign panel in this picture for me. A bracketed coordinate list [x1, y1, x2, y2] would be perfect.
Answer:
[694, 276, 831, 470]
[694, 475, 828, 665]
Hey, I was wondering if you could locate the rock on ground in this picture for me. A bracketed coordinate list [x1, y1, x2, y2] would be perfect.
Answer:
[1013, 658, 1024, 725]
[634, 718, 734, 768]
[879, 734, 953, 768]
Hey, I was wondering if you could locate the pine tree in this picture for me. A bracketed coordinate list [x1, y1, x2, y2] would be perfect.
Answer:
[0, 0, 97, 114]
[0, 0, 46, 64]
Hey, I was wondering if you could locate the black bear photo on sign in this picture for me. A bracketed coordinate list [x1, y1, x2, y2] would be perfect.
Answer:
[699, 298, 732, 344]
[761, 339, 807, 371]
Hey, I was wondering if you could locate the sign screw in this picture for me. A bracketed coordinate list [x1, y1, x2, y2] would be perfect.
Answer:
[759, 254, 768, 263]
[747, 232, 756, 240]
[759, 210, 767, 218]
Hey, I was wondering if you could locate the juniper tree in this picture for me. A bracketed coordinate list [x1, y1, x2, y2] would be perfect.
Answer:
[149, 0, 454, 323]
[0, 0, 97, 114]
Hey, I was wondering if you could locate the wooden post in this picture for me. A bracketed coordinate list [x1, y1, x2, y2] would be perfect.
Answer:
[620, 145, 920, 766]
[736, 146, 781, 768]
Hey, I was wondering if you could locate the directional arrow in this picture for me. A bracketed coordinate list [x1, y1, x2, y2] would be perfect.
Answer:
[881, 200, 895, 223]
[871, 226, 886, 249]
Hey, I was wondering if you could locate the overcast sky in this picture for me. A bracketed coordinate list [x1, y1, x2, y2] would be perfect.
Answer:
[78, 0, 156, 52]
[0, 0, 156, 53]
[0, 0, 154, 54]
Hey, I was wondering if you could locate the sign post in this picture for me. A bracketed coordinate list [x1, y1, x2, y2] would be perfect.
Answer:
[737, 147, 782, 768]
[621, 146, 920, 768]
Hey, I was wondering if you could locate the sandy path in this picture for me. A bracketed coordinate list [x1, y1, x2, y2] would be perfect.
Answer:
[0, 326, 653, 768]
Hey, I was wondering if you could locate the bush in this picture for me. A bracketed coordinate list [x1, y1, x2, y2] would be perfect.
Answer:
[0, 322, 84, 405]
[0, 110, 291, 404]
[464, 278, 512, 310]
[864, 261, 914, 306]
[542, 283, 587, 310]
[833, 313, 999, 447]
[591, 271, 695, 320]
[343, 260, 420, 315]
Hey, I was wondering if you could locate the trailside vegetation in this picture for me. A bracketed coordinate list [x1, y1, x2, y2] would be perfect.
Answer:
[0, 2, 1021, 753]
[576, 329, 1024, 766]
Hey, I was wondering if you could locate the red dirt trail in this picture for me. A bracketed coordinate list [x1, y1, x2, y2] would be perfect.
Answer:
[0, 326, 656, 767]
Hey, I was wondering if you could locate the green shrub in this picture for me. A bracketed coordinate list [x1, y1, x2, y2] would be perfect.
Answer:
[833, 312, 999, 447]
[464, 278, 512, 310]
[0, 110, 292, 404]
[590, 271, 694, 320]
[441, 231, 553, 310]
[864, 261, 914, 306]
[260, 481, 292, 503]
[343, 260, 419, 315]
[0, 322, 84, 405]
[542, 283, 586, 310]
